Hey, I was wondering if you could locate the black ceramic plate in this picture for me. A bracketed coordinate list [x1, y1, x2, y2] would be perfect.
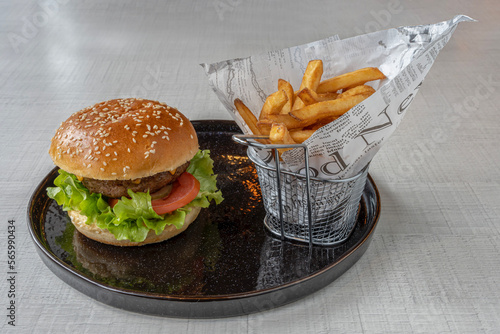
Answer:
[28, 120, 380, 318]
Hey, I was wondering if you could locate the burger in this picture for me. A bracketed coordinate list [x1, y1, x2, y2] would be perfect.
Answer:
[47, 98, 223, 246]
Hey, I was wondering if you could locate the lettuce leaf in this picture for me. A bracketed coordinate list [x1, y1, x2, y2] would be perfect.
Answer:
[47, 150, 223, 242]
[185, 149, 224, 209]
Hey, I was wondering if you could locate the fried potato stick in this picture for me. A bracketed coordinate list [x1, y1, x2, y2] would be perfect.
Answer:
[289, 93, 372, 123]
[316, 67, 385, 94]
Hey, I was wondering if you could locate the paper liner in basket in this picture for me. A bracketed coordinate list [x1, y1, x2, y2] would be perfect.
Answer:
[202, 15, 474, 180]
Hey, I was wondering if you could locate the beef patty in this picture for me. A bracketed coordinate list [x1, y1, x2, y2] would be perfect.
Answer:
[82, 162, 190, 198]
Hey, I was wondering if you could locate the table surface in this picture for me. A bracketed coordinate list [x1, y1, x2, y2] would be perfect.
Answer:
[1, 0, 499, 333]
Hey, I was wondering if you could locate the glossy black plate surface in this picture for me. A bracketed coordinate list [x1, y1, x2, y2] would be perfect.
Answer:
[28, 120, 380, 318]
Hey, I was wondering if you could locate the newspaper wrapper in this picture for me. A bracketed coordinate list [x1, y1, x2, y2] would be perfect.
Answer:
[202, 15, 474, 244]
[202, 15, 474, 180]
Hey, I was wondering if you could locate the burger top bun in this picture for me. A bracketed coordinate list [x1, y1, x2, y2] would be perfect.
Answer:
[68, 207, 202, 246]
[49, 98, 199, 180]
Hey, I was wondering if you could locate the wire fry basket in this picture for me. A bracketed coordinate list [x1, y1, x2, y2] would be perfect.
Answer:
[233, 134, 369, 246]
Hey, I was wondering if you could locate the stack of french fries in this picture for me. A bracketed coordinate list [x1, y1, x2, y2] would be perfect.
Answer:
[234, 59, 385, 156]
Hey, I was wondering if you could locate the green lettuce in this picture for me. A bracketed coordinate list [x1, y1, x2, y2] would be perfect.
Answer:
[47, 150, 223, 242]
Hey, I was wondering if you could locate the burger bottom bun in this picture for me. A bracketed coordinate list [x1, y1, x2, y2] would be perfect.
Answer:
[68, 207, 202, 247]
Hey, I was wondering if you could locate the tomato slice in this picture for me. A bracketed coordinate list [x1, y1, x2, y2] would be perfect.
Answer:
[151, 172, 200, 215]
[107, 172, 200, 215]
[108, 197, 119, 207]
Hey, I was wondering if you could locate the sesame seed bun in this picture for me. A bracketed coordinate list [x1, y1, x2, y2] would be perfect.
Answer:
[68, 207, 202, 246]
[49, 98, 199, 180]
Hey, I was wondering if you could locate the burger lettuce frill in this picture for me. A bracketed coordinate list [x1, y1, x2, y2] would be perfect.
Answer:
[47, 150, 223, 243]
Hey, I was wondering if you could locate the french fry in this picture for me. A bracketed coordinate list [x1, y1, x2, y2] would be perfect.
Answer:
[290, 60, 324, 111]
[297, 87, 339, 106]
[316, 67, 386, 94]
[234, 98, 261, 135]
[269, 123, 295, 144]
[296, 88, 317, 106]
[291, 96, 306, 111]
[289, 93, 371, 123]
[339, 85, 376, 98]
[257, 114, 317, 135]
[259, 89, 288, 120]
[299, 59, 323, 91]
[278, 79, 295, 114]
[316, 92, 339, 101]
[269, 123, 296, 156]
[289, 129, 316, 143]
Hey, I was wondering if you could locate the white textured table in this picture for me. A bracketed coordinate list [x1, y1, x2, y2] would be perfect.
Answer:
[1, 0, 499, 333]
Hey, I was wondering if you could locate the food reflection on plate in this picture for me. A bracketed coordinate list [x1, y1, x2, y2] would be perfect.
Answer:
[58, 217, 222, 295]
